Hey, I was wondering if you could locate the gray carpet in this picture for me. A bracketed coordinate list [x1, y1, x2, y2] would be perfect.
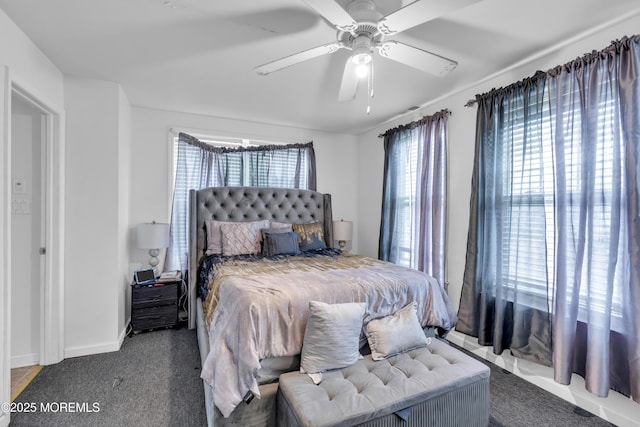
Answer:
[11, 326, 206, 427]
[11, 327, 616, 426]
[452, 345, 615, 427]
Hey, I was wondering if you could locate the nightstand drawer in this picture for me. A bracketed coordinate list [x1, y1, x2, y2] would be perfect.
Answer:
[132, 305, 177, 330]
[132, 284, 178, 309]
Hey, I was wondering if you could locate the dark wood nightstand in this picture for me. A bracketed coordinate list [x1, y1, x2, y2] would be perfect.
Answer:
[131, 279, 180, 332]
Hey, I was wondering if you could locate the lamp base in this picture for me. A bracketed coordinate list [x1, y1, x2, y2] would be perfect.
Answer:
[148, 248, 159, 271]
[338, 240, 347, 252]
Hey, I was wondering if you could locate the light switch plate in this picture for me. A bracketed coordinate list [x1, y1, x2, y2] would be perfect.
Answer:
[12, 178, 26, 194]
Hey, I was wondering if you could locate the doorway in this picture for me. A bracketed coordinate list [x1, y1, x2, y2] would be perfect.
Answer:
[10, 91, 45, 369]
[1, 73, 65, 427]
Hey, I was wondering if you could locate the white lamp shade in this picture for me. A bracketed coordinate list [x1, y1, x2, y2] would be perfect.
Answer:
[333, 220, 353, 241]
[137, 222, 170, 249]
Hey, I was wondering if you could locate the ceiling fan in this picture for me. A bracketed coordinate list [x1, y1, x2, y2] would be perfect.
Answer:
[255, 0, 480, 104]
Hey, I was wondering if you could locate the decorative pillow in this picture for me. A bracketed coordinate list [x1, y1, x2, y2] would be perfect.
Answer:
[262, 231, 300, 256]
[261, 225, 293, 236]
[363, 301, 428, 361]
[269, 221, 293, 231]
[300, 301, 365, 375]
[204, 219, 233, 255]
[220, 220, 268, 256]
[292, 222, 326, 251]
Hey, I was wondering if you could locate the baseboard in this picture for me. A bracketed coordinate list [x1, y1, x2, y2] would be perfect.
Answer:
[118, 322, 128, 348]
[64, 340, 121, 359]
[447, 330, 640, 427]
[10, 353, 39, 369]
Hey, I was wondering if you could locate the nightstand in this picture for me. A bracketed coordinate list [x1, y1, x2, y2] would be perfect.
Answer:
[131, 279, 180, 332]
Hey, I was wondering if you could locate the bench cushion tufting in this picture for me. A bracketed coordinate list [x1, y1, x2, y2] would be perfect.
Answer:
[277, 339, 490, 427]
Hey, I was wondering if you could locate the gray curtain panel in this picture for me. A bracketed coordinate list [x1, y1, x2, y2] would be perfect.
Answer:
[165, 132, 316, 272]
[458, 35, 640, 403]
[378, 110, 448, 286]
[457, 72, 553, 365]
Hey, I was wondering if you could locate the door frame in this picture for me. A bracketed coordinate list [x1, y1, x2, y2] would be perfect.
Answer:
[0, 67, 65, 426]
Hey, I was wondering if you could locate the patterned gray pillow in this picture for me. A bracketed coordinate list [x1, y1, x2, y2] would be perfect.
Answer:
[363, 301, 428, 361]
[300, 301, 365, 374]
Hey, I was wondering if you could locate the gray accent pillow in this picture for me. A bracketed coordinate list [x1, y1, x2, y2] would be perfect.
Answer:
[300, 301, 366, 374]
[261, 226, 293, 236]
[262, 231, 300, 256]
[363, 301, 428, 361]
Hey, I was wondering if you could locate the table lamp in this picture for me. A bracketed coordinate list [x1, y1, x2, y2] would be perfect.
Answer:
[137, 221, 170, 271]
[333, 219, 353, 251]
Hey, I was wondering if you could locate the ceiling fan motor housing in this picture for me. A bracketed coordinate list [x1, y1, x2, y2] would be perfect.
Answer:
[338, 0, 384, 58]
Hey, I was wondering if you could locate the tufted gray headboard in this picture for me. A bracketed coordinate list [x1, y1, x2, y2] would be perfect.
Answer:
[187, 186, 334, 329]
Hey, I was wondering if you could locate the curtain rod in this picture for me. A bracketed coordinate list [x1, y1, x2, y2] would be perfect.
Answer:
[378, 109, 451, 138]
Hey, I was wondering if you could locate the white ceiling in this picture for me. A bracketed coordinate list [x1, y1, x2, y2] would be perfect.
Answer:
[2, 0, 639, 134]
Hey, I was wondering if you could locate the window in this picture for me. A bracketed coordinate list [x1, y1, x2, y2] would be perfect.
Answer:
[497, 82, 625, 326]
[379, 111, 448, 285]
[165, 131, 316, 272]
[392, 131, 419, 268]
[459, 36, 640, 401]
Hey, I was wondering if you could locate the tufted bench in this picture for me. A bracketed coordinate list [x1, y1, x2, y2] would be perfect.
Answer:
[277, 339, 490, 427]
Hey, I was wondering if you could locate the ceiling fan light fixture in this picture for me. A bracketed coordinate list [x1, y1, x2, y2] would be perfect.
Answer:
[351, 49, 372, 65]
[350, 36, 373, 66]
[355, 63, 369, 78]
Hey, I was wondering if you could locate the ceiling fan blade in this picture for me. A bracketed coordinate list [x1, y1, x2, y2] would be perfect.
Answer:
[378, 41, 457, 76]
[338, 59, 360, 102]
[301, 0, 358, 32]
[255, 43, 343, 75]
[377, 0, 480, 35]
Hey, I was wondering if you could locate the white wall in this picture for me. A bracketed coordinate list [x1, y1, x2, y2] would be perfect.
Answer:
[357, 12, 640, 427]
[118, 87, 132, 335]
[64, 77, 131, 357]
[0, 12, 63, 106]
[10, 95, 42, 368]
[0, 7, 65, 427]
[129, 106, 360, 271]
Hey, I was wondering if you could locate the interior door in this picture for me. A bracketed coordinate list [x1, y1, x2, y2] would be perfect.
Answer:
[10, 91, 44, 369]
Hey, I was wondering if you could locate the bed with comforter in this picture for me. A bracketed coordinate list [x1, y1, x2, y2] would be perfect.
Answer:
[188, 186, 460, 426]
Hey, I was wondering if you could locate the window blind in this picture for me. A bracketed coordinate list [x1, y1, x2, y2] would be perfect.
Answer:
[498, 83, 624, 324]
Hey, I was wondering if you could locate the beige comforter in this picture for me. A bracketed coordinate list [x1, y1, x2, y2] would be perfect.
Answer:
[200, 252, 458, 418]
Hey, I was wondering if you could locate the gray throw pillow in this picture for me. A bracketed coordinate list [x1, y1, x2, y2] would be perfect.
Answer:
[363, 301, 428, 361]
[262, 231, 300, 256]
[300, 301, 366, 374]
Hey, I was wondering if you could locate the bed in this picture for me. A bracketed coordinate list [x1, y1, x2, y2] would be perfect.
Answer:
[188, 186, 460, 426]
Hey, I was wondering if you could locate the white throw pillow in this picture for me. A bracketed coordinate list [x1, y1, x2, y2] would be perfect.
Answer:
[300, 301, 365, 375]
[364, 301, 428, 361]
[204, 219, 233, 255]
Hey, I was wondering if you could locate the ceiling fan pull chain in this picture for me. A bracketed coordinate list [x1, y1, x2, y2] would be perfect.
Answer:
[366, 62, 374, 115]
[370, 61, 375, 98]
[366, 65, 371, 114]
